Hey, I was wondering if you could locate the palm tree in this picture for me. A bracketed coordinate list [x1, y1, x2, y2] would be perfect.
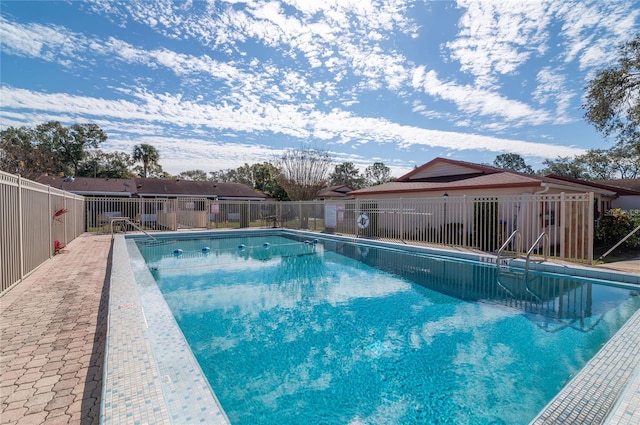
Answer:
[132, 144, 159, 178]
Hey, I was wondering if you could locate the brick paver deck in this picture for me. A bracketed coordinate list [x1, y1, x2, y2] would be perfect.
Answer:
[1, 234, 112, 425]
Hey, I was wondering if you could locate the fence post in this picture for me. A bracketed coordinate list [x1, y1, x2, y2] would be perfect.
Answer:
[587, 192, 594, 265]
[400, 198, 404, 239]
[64, 192, 68, 245]
[173, 199, 177, 230]
[18, 176, 24, 280]
[48, 186, 53, 258]
[462, 195, 468, 247]
[560, 192, 565, 261]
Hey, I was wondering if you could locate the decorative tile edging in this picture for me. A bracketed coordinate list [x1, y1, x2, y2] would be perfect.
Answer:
[530, 307, 640, 425]
[100, 236, 229, 424]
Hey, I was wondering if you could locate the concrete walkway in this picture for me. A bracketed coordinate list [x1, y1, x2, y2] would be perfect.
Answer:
[1, 234, 112, 425]
[596, 258, 640, 274]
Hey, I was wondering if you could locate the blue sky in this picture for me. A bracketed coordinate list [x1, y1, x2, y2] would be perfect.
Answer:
[1, 1, 638, 177]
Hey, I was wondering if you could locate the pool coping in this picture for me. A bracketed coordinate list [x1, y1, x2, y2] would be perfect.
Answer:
[100, 229, 640, 425]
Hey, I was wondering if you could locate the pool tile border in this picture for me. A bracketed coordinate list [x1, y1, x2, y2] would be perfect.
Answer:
[100, 236, 229, 425]
[531, 306, 640, 424]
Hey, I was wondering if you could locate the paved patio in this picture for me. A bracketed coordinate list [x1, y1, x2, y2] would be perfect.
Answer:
[1, 232, 639, 424]
[1, 234, 112, 425]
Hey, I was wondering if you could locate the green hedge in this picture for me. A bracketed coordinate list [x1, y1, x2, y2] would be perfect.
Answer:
[596, 208, 640, 249]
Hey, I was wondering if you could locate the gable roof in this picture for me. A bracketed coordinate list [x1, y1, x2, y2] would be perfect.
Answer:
[38, 176, 136, 196]
[38, 176, 268, 200]
[594, 178, 640, 193]
[134, 178, 267, 200]
[349, 157, 619, 197]
[547, 175, 640, 195]
[350, 171, 543, 196]
[396, 157, 503, 182]
[317, 185, 355, 199]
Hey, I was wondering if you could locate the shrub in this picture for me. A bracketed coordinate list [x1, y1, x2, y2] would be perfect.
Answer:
[596, 208, 640, 249]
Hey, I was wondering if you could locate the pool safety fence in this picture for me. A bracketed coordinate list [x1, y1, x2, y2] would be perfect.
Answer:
[0, 170, 597, 294]
[85, 192, 595, 265]
[0, 171, 85, 293]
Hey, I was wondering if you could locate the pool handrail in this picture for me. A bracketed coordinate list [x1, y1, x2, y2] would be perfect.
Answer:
[525, 232, 549, 271]
[497, 230, 522, 265]
[110, 217, 158, 242]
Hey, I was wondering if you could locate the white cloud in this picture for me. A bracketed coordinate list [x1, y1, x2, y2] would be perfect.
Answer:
[557, 1, 640, 70]
[1, 85, 585, 176]
[446, 0, 555, 88]
[533, 67, 573, 123]
[412, 67, 553, 125]
[0, 16, 88, 65]
[3, 0, 636, 176]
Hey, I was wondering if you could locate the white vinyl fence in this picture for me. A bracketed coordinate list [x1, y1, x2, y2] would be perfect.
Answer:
[85, 192, 594, 264]
[1, 171, 85, 294]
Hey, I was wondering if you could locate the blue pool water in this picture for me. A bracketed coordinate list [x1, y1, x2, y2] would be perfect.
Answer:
[136, 234, 640, 425]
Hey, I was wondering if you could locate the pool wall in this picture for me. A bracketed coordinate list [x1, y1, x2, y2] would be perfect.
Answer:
[100, 229, 640, 424]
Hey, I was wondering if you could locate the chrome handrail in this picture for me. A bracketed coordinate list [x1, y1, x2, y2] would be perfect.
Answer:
[525, 232, 549, 271]
[110, 217, 158, 242]
[497, 230, 521, 266]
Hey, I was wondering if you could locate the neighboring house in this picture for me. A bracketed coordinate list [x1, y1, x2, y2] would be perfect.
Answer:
[596, 178, 640, 192]
[546, 176, 640, 212]
[38, 176, 268, 229]
[347, 157, 621, 255]
[38, 176, 136, 198]
[38, 176, 268, 201]
[317, 185, 355, 200]
[133, 178, 268, 201]
[595, 178, 640, 211]
[349, 157, 618, 204]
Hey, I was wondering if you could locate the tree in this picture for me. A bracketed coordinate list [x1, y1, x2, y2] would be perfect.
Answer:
[607, 145, 640, 178]
[576, 149, 615, 180]
[133, 144, 160, 178]
[176, 169, 208, 181]
[250, 162, 289, 200]
[540, 156, 588, 179]
[584, 34, 640, 153]
[0, 122, 106, 179]
[209, 162, 288, 200]
[1, 126, 57, 179]
[364, 162, 393, 186]
[273, 146, 332, 201]
[34, 121, 106, 176]
[208, 169, 231, 182]
[329, 162, 365, 188]
[209, 164, 253, 185]
[67, 124, 107, 175]
[77, 150, 133, 179]
[493, 153, 534, 174]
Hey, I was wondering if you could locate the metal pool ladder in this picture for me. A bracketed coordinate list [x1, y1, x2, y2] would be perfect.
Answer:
[497, 230, 522, 267]
[525, 232, 549, 272]
[110, 217, 158, 243]
[497, 230, 549, 273]
[496, 230, 546, 307]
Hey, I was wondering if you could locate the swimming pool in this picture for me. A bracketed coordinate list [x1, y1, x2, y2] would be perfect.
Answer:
[125, 231, 640, 425]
